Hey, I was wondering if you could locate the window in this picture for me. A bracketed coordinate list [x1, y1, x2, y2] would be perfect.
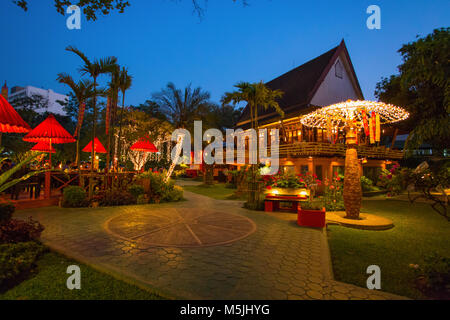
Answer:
[335, 60, 343, 79]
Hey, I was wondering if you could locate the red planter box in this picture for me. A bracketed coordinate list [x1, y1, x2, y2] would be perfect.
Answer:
[297, 207, 326, 228]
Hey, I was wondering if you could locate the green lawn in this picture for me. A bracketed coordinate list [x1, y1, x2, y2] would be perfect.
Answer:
[183, 183, 245, 200]
[328, 199, 450, 299]
[1, 251, 167, 300]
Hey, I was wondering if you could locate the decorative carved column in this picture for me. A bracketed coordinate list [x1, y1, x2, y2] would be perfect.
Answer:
[343, 127, 362, 219]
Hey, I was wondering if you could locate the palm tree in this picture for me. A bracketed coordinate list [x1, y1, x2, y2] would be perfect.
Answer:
[152, 82, 213, 182]
[222, 81, 284, 207]
[152, 82, 211, 130]
[66, 46, 117, 173]
[116, 67, 132, 169]
[56, 73, 94, 167]
[106, 64, 121, 171]
[222, 81, 284, 130]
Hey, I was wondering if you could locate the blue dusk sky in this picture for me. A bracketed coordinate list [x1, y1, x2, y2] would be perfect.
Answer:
[0, 0, 448, 106]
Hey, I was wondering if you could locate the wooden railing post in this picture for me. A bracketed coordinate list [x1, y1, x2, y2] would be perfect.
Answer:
[44, 171, 51, 199]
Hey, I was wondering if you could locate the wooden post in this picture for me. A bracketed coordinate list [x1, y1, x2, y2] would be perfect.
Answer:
[44, 171, 51, 199]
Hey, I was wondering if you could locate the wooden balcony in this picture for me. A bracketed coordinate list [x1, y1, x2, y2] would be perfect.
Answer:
[274, 142, 404, 159]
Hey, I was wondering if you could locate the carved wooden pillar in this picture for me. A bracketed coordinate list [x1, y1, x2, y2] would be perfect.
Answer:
[343, 127, 362, 219]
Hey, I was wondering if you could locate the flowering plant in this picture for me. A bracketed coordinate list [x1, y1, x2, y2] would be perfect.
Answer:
[322, 172, 344, 211]
[262, 172, 321, 190]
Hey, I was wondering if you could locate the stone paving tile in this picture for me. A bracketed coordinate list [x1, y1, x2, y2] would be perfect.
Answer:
[15, 190, 407, 300]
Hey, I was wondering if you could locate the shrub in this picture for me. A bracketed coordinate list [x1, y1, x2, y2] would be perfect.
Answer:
[413, 253, 450, 297]
[360, 176, 374, 192]
[165, 186, 183, 202]
[139, 171, 184, 203]
[0, 218, 44, 244]
[0, 241, 47, 288]
[94, 189, 136, 207]
[136, 194, 149, 205]
[128, 184, 145, 199]
[62, 186, 88, 208]
[0, 203, 15, 224]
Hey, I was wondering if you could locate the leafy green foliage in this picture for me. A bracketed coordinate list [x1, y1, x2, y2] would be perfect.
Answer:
[0, 149, 45, 194]
[0, 241, 47, 289]
[417, 253, 450, 296]
[93, 189, 135, 206]
[127, 184, 145, 199]
[322, 174, 344, 211]
[300, 200, 323, 211]
[62, 186, 88, 208]
[375, 28, 449, 156]
[406, 161, 450, 220]
[262, 172, 307, 189]
[139, 171, 183, 203]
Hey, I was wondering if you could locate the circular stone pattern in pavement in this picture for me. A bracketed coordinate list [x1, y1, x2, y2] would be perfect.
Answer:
[105, 208, 257, 248]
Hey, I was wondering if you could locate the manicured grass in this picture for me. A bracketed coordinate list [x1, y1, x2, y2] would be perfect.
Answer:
[184, 183, 244, 200]
[0, 251, 166, 300]
[327, 199, 450, 299]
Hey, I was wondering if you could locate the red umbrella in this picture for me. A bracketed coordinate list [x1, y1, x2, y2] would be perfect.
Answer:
[82, 137, 106, 153]
[23, 114, 76, 144]
[130, 136, 158, 152]
[31, 141, 56, 153]
[0, 94, 31, 133]
[23, 114, 75, 166]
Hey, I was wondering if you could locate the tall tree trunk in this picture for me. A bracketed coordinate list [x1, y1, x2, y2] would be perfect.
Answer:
[343, 145, 362, 219]
[116, 92, 126, 171]
[89, 77, 97, 198]
[91, 78, 97, 174]
[105, 95, 111, 174]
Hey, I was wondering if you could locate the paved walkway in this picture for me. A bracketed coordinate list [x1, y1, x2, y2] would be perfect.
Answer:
[15, 188, 405, 300]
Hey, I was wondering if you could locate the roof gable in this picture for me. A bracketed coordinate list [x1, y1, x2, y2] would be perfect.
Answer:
[235, 40, 364, 127]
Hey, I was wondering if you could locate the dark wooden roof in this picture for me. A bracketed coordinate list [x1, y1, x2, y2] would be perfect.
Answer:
[235, 40, 364, 128]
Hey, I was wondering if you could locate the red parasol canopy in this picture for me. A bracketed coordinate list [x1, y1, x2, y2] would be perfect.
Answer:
[130, 136, 158, 153]
[31, 141, 56, 153]
[0, 94, 31, 133]
[23, 114, 76, 144]
[82, 137, 106, 153]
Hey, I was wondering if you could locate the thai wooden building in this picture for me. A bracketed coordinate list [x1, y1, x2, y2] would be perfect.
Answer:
[234, 40, 403, 182]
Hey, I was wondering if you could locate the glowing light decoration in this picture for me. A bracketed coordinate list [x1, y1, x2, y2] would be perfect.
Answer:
[300, 100, 409, 220]
[165, 134, 185, 183]
[300, 100, 409, 131]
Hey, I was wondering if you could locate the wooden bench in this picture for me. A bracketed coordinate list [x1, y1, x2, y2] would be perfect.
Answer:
[264, 195, 308, 213]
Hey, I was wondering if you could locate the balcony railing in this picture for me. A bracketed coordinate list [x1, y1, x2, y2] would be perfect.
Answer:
[276, 142, 404, 159]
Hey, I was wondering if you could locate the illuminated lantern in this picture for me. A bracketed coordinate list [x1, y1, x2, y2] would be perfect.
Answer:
[362, 109, 370, 136]
[375, 113, 381, 142]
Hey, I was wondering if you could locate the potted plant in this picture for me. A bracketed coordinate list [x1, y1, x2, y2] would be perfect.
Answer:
[298, 199, 326, 228]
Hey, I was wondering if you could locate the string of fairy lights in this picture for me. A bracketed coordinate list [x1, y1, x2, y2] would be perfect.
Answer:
[300, 100, 409, 129]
